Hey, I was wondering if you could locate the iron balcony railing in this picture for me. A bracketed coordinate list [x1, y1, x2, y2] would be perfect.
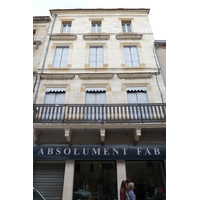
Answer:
[33, 103, 166, 124]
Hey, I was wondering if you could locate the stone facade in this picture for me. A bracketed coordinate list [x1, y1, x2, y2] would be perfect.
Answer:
[33, 9, 166, 200]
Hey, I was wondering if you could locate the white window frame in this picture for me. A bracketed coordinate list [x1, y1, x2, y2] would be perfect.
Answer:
[122, 22, 132, 33]
[89, 46, 104, 67]
[124, 46, 140, 67]
[91, 21, 101, 33]
[61, 23, 71, 33]
[52, 47, 69, 68]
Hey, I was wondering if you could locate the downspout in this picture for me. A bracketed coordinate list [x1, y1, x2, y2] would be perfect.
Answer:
[33, 13, 57, 104]
[155, 44, 166, 87]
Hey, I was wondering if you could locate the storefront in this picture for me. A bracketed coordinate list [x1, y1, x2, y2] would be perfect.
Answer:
[33, 144, 166, 200]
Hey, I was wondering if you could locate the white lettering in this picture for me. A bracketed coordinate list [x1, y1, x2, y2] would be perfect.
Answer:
[104, 148, 110, 155]
[144, 148, 151, 155]
[137, 148, 143, 155]
[83, 148, 89, 155]
[47, 148, 53, 155]
[64, 148, 71, 155]
[92, 148, 100, 155]
[56, 148, 61, 155]
[37, 148, 44, 155]
[112, 148, 119, 155]
[121, 148, 128, 155]
[74, 148, 80, 155]
[154, 148, 160, 155]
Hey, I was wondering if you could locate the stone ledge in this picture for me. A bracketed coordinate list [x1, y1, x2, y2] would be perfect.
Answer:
[33, 40, 42, 49]
[78, 73, 113, 79]
[83, 33, 110, 40]
[51, 33, 77, 40]
[116, 33, 143, 40]
[117, 73, 153, 79]
[39, 73, 75, 79]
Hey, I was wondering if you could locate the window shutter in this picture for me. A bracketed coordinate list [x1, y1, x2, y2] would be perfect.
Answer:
[60, 47, 69, 67]
[127, 24, 131, 32]
[122, 24, 126, 32]
[130, 47, 140, 67]
[124, 47, 132, 67]
[89, 47, 96, 67]
[53, 48, 62, 67]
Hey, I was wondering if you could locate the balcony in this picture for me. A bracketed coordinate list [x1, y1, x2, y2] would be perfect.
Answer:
[33, 103, 166, 124]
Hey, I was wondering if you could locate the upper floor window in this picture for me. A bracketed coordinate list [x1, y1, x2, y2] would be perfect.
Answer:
[61, 23, 71, 33]
[89, 46, 103, 67]
[91, 21, 101, 33]
[53, 47, 69, 68]
[124, 46, 140, 67]
[122, 22, 132, 33]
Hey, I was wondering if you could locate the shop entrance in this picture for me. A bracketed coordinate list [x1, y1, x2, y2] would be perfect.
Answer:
[73, 161, 117, 200]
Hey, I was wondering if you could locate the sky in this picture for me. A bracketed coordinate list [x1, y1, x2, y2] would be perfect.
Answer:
[33, 0, 168, 40]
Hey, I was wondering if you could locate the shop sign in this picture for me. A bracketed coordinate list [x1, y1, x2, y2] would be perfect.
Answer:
[33, 144, 166, 160]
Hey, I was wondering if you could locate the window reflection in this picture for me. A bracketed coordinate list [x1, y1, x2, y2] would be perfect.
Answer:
[126, 161, 166, 200]
[73, 161, 117, 200]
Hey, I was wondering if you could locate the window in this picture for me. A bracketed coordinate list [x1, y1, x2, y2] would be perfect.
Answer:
[122, 22, 132, 32]
[42, 88, 66, 120]
[124, 46, 140, 67]
[126, 161, 166, 200]
[91, 21, 101, 33]
[85, 88, 106, 120]
[127, 87, 149, 120]
[61, 23, 71, 33]
[73, 161, 117, 200]
[89, 46, 103, 67]
[53, 47, 69, 68]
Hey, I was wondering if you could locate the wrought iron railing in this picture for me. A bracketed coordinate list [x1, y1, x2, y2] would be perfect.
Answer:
[33, 103, 166, 123]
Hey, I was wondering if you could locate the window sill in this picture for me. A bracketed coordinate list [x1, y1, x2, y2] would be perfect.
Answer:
[39, 72, 75, 80]
[50, 33, 77, 40]
[117, 73, 153, 79]
[116, 33, 143, 40]
[83, 33, 110, 40]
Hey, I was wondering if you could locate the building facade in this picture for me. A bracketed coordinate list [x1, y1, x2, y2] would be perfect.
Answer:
[33, 9, 166, 200]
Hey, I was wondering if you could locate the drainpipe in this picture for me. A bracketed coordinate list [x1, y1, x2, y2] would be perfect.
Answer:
[155, 44, 166, 87]
[33, 13, 57, 104]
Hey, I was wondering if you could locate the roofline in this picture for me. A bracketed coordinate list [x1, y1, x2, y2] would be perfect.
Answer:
[33, 16, 51, 23]
[49, 8, 150, 15]
[154, 40, 166, 45]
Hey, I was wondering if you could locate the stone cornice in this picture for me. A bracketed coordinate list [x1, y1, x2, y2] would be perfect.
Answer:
[116, 33, 143, 40]
[33, 16, 51, 23]
[51, 33, 77, 41]
[117, 73, 153, 79]
[78, 73, 114, 80]
[83, 33, 110, 40]
[39, 73, 75, 80]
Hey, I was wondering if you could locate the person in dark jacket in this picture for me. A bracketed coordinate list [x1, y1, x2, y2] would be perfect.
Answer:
[127, 182, 136, 200]
[120, 180, 127, 200]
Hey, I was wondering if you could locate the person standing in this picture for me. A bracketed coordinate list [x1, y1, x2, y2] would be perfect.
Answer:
[127, 182, 136, 200]
[120, 180, 127, 200]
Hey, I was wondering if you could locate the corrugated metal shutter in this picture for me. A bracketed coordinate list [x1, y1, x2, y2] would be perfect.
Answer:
[33, 163, 65, 200]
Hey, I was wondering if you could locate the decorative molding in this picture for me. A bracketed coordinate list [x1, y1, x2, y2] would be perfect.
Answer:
[33, 40, 42, 49]
[133, 128, 141, 141]
[116, 33, 143, 40]
[100, 129, 106, 143]
[33, 128, 40, 143]
[78, 73, 114, 80]
[33, 16, 51, 23]
[40, 73, 75, 80]
[83, 33, 110, 40]
[51, 33, 77, 41]
[117, 73, 153, 79]
[65, 129, 72, 143]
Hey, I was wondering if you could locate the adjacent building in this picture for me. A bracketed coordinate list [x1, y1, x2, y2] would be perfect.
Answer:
[33, 8, 166, 200]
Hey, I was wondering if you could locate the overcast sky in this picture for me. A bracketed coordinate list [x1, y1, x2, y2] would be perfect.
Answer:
[33, 0, 168, 40]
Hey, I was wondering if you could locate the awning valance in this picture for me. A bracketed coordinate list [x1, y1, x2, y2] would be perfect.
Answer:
[127, 87, 147, 93]
[46, 88, 66, 93]
[86, 87, 106, 93]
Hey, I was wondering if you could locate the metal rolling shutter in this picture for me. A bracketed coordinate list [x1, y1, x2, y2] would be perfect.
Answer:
[33, 163, 65, 200]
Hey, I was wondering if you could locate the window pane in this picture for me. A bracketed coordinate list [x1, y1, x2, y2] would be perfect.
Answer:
[126, 161, 166, 200]
[73, 161, 117, 200]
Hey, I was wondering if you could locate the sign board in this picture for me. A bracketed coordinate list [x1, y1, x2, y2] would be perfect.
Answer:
[33, 144, 166, 160]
